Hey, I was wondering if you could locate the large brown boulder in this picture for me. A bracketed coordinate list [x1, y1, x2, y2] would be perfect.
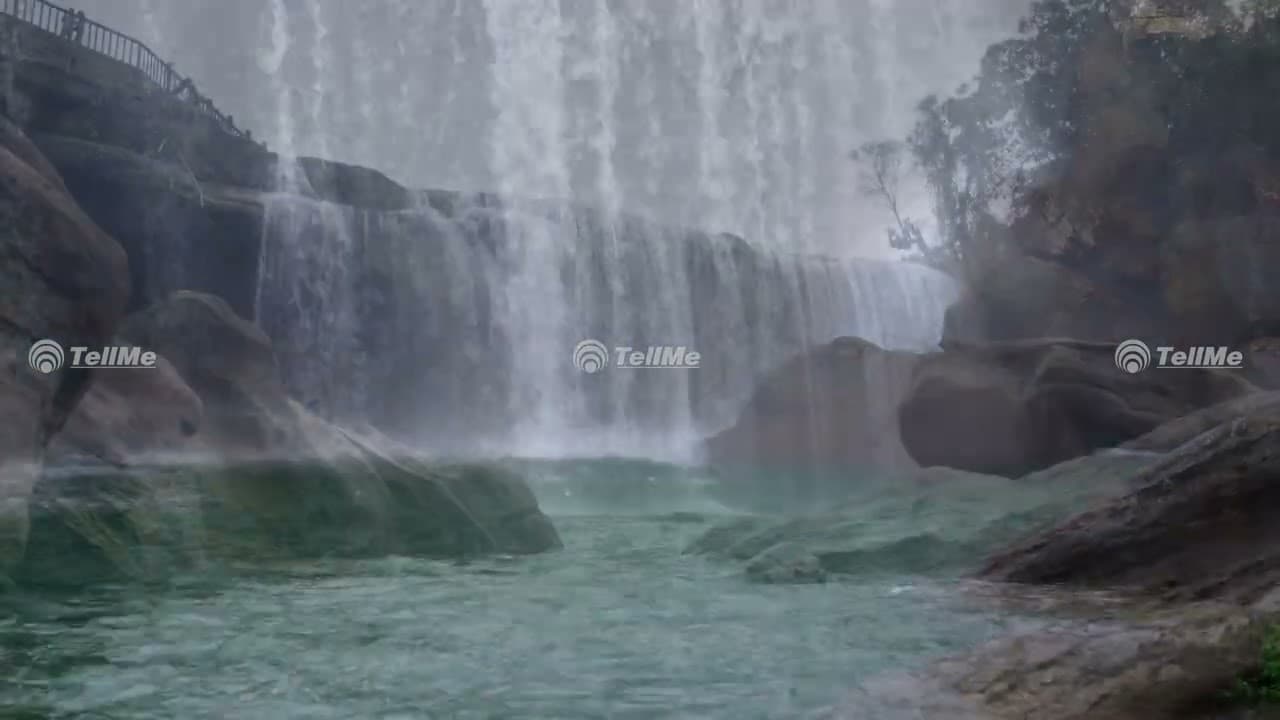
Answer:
[898, 339, 1255, 477]
[979, 411, 1280, 605]
[703, 337, 921, 471]
[0, 118, 128, 572]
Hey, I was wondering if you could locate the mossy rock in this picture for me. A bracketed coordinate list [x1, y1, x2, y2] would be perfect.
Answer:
[12, 456, 560, 590]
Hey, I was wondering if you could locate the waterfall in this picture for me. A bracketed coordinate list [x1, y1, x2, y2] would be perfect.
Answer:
[251, 192, 960, 460]
[68, 0, 1022, 458]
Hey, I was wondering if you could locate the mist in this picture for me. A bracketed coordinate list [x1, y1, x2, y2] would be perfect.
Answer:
[75, 0, 1029, 255]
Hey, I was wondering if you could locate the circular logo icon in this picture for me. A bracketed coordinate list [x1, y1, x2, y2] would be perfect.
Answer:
[1114, 338, 1151, 374]
[573, 339, 609, 374]
[28, 339, 65, 375]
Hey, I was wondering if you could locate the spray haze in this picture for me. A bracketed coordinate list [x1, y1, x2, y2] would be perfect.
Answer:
[77, 0, 1030, 255]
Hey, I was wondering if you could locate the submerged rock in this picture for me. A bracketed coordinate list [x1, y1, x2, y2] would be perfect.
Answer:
[17, 457, 560, 589]
[898, 338, 1255, 477]
[744, 543, 828, 584]
[686, 458, 1147, 585]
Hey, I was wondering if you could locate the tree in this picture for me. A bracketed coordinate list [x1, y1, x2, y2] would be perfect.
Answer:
[851, 141, 921, 251]
[900, 0, 1120, 273]
[851, 140, 957, 270]
[869, 0, 1278, 279]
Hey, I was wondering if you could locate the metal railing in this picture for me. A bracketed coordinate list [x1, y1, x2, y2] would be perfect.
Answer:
[0, 0, 249, 139]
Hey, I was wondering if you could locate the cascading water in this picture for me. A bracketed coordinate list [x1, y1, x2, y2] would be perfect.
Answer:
[73, 0, 1027, 458]
[79, 0, 1029, 254]
[250, 192, 960, 459]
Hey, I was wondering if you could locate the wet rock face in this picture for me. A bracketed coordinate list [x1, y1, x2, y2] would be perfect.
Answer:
[1121, 392, 1280, 454]
[33, 135, 265, 319]
[979, 413, 1280, 604]
[834, 603, 1273, 720]
[898, 339, 1256, 477]
[0, 116, 128, 572]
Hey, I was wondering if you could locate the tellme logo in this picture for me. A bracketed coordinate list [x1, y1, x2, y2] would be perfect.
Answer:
[1113, 339, 1244, 374]
[27, 339, 158, 375]
[572, 339, 701, 373]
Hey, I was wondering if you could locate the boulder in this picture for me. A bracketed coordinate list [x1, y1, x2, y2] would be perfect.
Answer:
[979, 412, 1280, 605]
[48, 351, 203, 466]
[0, 118, 128, 573]
[25, 291, 560, 587]
[899, 338, 1256, 477]
[703, 337, 921, 471]
[18, 456, 561, 588]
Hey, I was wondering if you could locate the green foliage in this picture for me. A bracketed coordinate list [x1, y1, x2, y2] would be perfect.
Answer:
[850, 140, 955, 271]
[891, 0, 1280, 275]
[1227, 624, 1280, 705]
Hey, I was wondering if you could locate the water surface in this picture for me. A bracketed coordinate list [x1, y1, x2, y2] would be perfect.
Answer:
[3, 519, 1026, 718]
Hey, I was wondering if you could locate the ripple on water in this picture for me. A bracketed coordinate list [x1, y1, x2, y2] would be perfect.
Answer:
[1, 516, 1028, 719]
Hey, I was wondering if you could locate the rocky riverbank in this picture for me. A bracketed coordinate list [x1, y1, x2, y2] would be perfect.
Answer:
[697, 6, 1280, 702]
[838, 395, 1280, 720]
